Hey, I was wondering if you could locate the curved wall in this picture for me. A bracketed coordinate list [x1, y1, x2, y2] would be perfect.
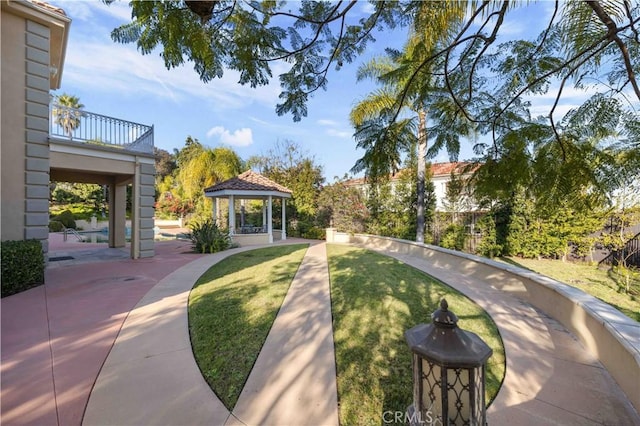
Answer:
[325, 230, 640, 413]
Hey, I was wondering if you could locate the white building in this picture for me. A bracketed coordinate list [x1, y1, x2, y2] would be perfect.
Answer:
[344, 162, 480, 213]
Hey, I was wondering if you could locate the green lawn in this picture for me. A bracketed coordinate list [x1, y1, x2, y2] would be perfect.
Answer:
[188, 244, 308, 409]
[327, 244, 505, 426]
[500, 257, 640, 322]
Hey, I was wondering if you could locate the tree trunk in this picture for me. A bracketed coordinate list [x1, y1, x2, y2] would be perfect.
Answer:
[416, 108, 427, 243]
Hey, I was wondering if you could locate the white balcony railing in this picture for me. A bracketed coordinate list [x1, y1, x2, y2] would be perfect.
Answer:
[49, 104, 154, 154]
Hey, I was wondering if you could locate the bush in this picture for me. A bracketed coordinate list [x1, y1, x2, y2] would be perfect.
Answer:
[189, 219, 231, 253]
[476, 214, 503, 258]
[440, 224, 467, 251]
[49, 220, 64, 232]
[1, 239, 45, 297]
[51, 209, 76, 229]
[302, 226, 325, 240]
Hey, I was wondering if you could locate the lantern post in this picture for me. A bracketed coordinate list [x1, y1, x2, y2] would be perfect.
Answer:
[405, 299, 493, 425]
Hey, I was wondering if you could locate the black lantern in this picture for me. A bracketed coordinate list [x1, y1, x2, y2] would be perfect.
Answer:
[405, 299, 493, 426]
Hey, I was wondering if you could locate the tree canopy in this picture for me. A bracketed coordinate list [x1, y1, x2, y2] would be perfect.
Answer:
[107, 1, 639, 210]
[106, 1, 638, 120]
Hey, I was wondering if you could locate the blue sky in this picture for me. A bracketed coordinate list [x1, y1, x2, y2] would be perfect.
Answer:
[49, 1, 594, 181]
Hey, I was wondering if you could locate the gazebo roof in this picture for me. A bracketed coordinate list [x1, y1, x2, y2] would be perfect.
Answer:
[204, 170, 292, 198]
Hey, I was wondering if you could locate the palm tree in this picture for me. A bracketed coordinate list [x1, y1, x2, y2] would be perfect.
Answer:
[177, 146, 243, 217]
[52, 94, 85, 138]
[350, 1, 470, 243]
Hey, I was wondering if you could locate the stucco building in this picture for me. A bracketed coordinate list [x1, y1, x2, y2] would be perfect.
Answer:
[1, 0, 156, 260]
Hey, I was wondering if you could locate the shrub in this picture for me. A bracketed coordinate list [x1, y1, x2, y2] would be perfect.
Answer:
[440, 224, 467, 251]
[1, 239, 45, 297]
[189, 219, 231, 253]
[49, 220, 64, 232]
[476, 214, 503, 258]
[51, 209, 76, 229]
[302, 226, 325, 240]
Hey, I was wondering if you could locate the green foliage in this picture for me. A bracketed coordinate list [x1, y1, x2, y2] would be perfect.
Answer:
[50, 202, 102, 221]
[154, 147, 177, 181]
[107, 1, 407, 121]
[52, 93, 85, 137]
[50, 209, 76, 230]
[51, 183, 105, 212]
[363, 159, 437, 242]
[439, 224, 467, 251]
[443, 169, 467, 224]
[316, 177, 368, 233]
[476, 214, 503, 258]
[49, 220, 64, 232]
[1, 240, 45, 297]
[172, 137, 244, 218]
[189, 219, 231, 254]
[250, 140, 324, 221]
[483, 187, 606, 260]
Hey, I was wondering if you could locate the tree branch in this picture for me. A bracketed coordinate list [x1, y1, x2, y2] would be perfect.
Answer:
[586, 0, 640, 101]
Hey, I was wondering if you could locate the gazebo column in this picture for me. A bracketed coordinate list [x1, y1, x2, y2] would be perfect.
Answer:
[228, 195, 235, 234]
[212, 196, 217, 226]
[262, 200, 267, 232]
[281, 198, 287, 241]
[267, 195, 273, 243]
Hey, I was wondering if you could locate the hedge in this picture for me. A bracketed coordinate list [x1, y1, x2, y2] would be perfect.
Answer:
[1, 239, 45, 297]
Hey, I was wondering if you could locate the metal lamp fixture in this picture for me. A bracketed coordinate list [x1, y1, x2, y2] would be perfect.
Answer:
[405, 299, 493, 426]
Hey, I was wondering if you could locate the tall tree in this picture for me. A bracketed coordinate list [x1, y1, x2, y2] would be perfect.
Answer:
[316, 177, 368, 233]
[154, 147, 177, 182]
[249, 140, 324, 223]
[52, 93, 85, 138]
[350, 2, 470, 242]
[172, 138, 243, 218]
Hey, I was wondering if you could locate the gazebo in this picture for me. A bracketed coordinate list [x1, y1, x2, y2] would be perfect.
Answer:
[203, 170, 292, 246]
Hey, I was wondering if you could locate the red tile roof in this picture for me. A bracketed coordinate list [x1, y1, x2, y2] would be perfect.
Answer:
[31, 0, 67, 16]
[204, 170, 292, 194]
[343, 162, 478, 187]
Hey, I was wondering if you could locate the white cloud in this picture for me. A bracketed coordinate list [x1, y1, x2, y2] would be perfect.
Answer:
[317, 118, 353, 139]
[63, 38, 282, 108]
[317, 119, 339, 126]
[327, 128, 353, 139]
[207, 126, 254, 147]
[50, 1, 131, 24]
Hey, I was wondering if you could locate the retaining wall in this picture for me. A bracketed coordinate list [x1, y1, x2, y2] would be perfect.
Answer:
[325, 229, 640, 413]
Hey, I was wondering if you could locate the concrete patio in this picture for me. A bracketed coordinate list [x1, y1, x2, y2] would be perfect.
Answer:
[1, 235, 639, 425]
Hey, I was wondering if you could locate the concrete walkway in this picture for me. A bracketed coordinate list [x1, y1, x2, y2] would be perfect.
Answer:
[376, 249, 640, 425]
[83, 241, 338, 426]
[229, 242, 338, 426]
[2, 238, 639, 425]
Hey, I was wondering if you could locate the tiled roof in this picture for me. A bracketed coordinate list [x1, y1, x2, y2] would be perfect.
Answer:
[31, 0, 67, 16]
[343, 162, 479, 187]
[431, 161, 477, 176]
[204, 170, 292, 194]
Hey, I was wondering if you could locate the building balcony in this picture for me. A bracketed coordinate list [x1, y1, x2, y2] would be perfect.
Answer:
[49, 103, 154, 154]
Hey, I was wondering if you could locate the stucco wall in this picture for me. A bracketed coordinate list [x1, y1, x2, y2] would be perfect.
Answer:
[137, 161, 156, 258]
[24, 19, 53, 249]
[1, 12, 28, 242]
[1, 13, 52, 249]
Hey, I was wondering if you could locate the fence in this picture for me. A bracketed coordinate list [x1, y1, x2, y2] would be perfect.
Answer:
[49, 103, 154, 154]
[600, 232, 640, 268]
